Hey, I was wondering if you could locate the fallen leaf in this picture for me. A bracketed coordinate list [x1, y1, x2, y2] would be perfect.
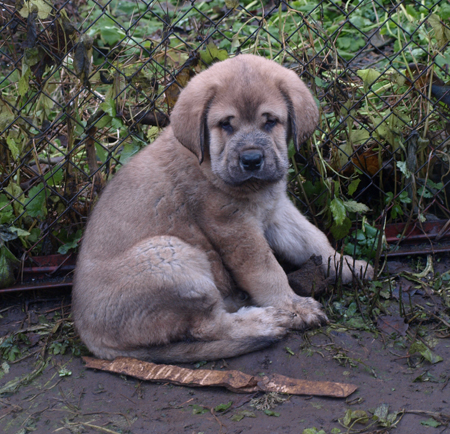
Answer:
[413, 371, 441, 383]
[373, 403, 390, 422]
[231, 410, 255, 421]
[421, 417, 441, 427]
[83, 356, 358, 397]
[191, 404, 208, 415]
[214, 401, 232, 412]
[285, 346, 295, 356]
[373, 403, 400, 427]
[342, 409, 369, 426]
[409, 342, 443, 364]
[303, 429, 326, 434]
[264, 409, 280, 417]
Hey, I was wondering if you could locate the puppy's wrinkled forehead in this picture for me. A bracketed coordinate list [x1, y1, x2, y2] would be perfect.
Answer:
[211, 62, 287, 122]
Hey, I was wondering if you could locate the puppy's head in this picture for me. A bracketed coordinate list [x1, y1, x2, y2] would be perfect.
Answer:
[170, 55, 318, 186]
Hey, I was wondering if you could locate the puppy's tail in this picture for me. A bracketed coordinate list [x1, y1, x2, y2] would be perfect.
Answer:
[128, 336, 281, 364]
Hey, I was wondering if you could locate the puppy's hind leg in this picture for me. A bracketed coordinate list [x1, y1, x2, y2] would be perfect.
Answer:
[134, 305, 295, 363]
[75, 235, 293, 363]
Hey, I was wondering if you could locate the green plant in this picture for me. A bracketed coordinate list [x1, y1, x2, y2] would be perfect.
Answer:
[343, 223, 380, 260]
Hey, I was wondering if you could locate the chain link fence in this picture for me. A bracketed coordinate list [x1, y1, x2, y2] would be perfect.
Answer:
[1, 0, 449, 286]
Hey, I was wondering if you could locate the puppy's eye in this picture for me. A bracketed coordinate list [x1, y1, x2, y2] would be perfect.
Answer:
[220, 120, 233, 133]
[264, 119, 277, 131]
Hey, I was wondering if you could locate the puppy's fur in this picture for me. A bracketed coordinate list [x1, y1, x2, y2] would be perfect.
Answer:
[73, 55, 372, 363]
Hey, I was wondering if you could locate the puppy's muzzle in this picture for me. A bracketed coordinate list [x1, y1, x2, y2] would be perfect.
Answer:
[240, 150, 264, 171]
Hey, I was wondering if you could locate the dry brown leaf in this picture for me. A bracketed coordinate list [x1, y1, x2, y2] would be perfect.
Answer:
[83, 356, 357, 398]
[351, 149, 379, 176]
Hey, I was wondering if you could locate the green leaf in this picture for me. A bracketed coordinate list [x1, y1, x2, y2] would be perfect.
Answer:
[6, 137, 19, 159]
[231, 410, 255, 421]
[398, 191, 412, 204]
[413, 371, 440, 383]
[26, 184, 47, 218]
[200, 42, 228, 65]
[58, 367, 72, 377]
[337, 36, 352, 50]
[342, 409, 369, 426]
[343, 200, 369, 214]
[0, 99, 15, 131]
[347, 301, 357, 317]
[0, 245, 20, 288]
[19, 0, 52, 19]
[28, 228, 41, 243]
[409, 341, 443, 364]
[429, 14, 450, 48]
[421, 418, 441, 427]
[350, 129, 370, 146]
[110, 117, 123, 129]
[38, 92, 54, 113]
[214, 401, 232, 412]
[397, 161, 411, 179]
[93, 114, 112, 129]
[264, 409, 280, 417]
[100, 97, 116, 117]
[330, 197, 346, 226]
[418, 186, 433, 199]
[440, 3, 450, 19]
[314, 77, 327, 88]
[285, 346, 295, 356]
[5, 183, 24, 215]
[224, 0, 239, 8]
[357, 69, 381, 90]
[44, 165, 64, 187]
[373, 403, 390, 422]
[363, 223, 378, 239]
[95, 144, 108, 164]
[191, 404, 208, 415]
[23, 47, 41, 71]
[9, 227, 30, 238]
[1, 227, 18, 243]
[331, 217, 352, 240]
[288, 141, 296, 159]
[101, 26, 126, 46]
[0, 195, 14, 225]
[302, 429, 326, 434]
[18, 68, 31, 97]
[57, 230, 82, 254]
[348, 178, 360, 196]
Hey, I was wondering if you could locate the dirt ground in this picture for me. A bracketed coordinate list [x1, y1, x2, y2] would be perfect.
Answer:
[1, 256, 450, 434]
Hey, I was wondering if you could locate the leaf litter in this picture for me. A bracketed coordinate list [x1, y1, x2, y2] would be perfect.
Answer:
[1, 253, 450, 432]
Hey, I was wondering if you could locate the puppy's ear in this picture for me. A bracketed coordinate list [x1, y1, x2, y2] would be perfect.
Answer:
[170, 75, 215, 164]
[279, 71, 319, 151]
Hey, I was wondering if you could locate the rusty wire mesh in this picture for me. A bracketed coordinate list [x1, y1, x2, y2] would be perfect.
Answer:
[0, 0, 449, 282]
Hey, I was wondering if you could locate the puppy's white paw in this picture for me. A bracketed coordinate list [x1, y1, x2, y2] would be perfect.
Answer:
[288, 296, 329, 330]
[342, 257, 374, 283]
[233, 306, 292, 339]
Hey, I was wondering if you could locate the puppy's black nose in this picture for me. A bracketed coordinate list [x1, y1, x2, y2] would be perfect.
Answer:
[240, 150, 264, 171]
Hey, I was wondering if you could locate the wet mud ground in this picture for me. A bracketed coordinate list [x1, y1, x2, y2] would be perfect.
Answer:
[1, 256, 449, 434]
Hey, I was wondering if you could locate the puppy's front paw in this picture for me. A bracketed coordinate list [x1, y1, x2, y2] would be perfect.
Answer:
[342, 257, 374, 283]
[288, 296, 328, 330]
[235, 306, 293, 339]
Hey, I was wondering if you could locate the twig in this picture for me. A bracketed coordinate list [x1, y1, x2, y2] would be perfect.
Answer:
[10, 348, 41, 364]
[404, 409, 450, 422]
[55, 421, 121, 434]
[210, 407, 226, 434]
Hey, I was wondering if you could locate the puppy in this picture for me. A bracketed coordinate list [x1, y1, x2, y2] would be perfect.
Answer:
[73, 55, 373, 363]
